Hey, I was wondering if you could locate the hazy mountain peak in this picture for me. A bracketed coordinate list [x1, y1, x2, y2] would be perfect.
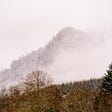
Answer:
[0, 27, 87, 88]
[56, 27, 80, 39]
[54, 27, 87, 50]
[0, 27, 109, 88]
[58, 27, 77, 34]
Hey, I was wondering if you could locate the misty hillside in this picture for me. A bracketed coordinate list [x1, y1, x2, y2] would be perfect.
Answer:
[0, 27, 111, 88]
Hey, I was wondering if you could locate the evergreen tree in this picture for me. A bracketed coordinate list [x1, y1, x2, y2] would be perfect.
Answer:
[102, 63, 112, 92]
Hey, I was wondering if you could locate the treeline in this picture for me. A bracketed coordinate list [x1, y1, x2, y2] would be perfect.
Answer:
[0, 63, 112, 112]
[59, 78, 102, 93]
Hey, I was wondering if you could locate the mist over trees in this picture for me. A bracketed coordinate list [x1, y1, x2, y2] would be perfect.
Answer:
[1, 27, 112, 87]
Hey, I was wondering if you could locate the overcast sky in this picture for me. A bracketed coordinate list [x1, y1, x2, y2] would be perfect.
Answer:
[0, 0, 112, 70]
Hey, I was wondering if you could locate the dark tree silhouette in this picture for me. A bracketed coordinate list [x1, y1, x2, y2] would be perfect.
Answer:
[102, 63, 112, 92]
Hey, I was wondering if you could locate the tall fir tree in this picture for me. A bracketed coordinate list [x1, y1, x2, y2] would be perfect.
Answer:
[102, 63, 112, 92]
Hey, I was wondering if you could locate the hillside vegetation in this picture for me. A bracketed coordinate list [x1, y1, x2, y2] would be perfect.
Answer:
[0, 63, 112, 112]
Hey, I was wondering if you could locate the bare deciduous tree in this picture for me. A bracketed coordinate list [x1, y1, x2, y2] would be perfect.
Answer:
[24, 70, 53, 91]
